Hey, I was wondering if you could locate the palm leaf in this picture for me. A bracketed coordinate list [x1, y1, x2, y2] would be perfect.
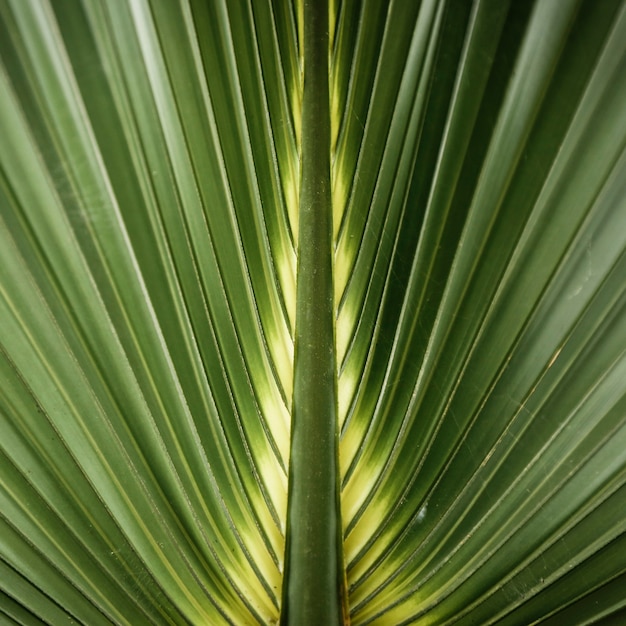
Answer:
[1, 0, 625, 624]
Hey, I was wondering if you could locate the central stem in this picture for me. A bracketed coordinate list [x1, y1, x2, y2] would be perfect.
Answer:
[280, 0, 346, 624]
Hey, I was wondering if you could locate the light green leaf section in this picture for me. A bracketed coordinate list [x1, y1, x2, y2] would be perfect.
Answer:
[1, 0, 297, 622]
[2, 0, 626, 624]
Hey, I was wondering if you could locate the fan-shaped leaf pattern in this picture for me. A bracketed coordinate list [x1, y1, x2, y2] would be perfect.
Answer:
[1, 0, 625, 624]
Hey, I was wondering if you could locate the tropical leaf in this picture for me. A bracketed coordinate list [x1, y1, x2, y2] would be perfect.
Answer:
[1, 0, 625, 625]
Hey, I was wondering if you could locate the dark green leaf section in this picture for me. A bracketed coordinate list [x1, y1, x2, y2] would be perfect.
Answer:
[330, 0, 626, 623]
[281, 1, 346, 624]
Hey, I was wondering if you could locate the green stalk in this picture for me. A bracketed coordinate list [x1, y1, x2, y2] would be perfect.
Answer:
[280, 0, 346, 623]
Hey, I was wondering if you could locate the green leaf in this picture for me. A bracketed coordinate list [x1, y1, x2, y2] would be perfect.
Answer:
[1, 0, 625, 624]
[281, 1, 346, 624]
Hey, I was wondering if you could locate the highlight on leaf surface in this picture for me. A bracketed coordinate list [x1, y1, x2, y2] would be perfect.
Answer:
[1, 0, 625, 624]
